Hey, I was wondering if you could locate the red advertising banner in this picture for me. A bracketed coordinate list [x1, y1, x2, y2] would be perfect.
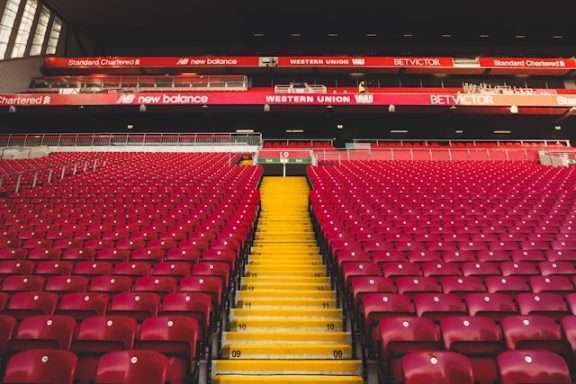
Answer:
[479, 57, 575, 69]
[43, 55, 576, 73]
[43, 56, 263, 69]
[2, 90, 576, 108]
[276, 56, 455, 68]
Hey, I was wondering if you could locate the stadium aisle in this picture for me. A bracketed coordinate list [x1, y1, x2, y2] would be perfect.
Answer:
[212, 177, 362, 383]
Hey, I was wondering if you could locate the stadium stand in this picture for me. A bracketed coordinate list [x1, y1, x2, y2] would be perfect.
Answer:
[309, 160, 576, 383]
[0, 152, 262, 383]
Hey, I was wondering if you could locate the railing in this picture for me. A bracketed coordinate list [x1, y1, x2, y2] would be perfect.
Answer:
[539, 151, 576, 167]
[0, 133, 263, 147]
[29, 75, 249, 93]
[0, 157, 107, 194]
[352, 139, 571, 147]
[262, 138, 335, 147]
[313, 147, 560, 163]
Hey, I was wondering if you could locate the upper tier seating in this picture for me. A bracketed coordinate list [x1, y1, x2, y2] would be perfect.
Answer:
[309, 161, 576, 383]
[0, 152, 262, 383]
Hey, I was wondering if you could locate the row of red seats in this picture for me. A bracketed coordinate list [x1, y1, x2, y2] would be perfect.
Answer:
[310, 161, 576, 383]
[3, 349, 173, 384]
[0, 153, 262, 383]
[0, 314, 201, 383]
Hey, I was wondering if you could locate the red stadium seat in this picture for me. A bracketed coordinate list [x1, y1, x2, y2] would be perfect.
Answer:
[56, 293, 108, 320]
[72, 316, 137, 384]
[440, 316, 504, 384]
[497, 350, 571, 384]
[135, 316, 201, 383]
[108, 293, 160, 322]
[413, 294, 467, 321]
[3, 350, 77, 384]
[95, 350, 169, 384]
[9, 315, 75, 351]
[400, 351, 475, 384]
[4, 292, 57, 320]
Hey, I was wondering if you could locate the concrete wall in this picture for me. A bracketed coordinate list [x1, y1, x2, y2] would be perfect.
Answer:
[0, 57, 43, 92]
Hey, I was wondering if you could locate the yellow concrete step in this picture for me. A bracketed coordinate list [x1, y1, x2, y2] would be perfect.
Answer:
[247, 259, 324, 266]
[231, 307, 341, 319]
[222, 343, 353, 359]
[212, 359, 362, 376]
[230, 317, 342, 332]
[240, 282, 332, 291]
[241, 276, 330, 284]
[236, 297, 337, 308]
[222, 331, 351, 345]
[246, 266, 326, 273]
[237, 290, 335, 299]
[212, 375, 363, 384]
[243, 272, 327, 279]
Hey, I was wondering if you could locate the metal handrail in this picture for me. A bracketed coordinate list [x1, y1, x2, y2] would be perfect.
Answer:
[0, 132, 263, 147]
[352, 138, 571, 147]
[311, 147, 572, 163]
[0, 157, 109, 194]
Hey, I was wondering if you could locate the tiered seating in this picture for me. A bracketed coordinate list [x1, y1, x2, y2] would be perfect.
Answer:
[309, 161, 576, 383]
[0, 153, 117, 194]
[0, 152, 262, 383]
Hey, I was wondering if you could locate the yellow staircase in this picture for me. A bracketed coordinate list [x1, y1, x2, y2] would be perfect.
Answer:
[212, 177, 362, 384]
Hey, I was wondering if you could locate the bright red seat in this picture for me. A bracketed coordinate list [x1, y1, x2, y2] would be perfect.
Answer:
[440, 316, 504, 384]
[56, 293, 109, 320]
[95, 350, 169, 384]
[9, 315, 75, 351]
[4, 292, 57, 320]
[72, 316, 137, 384]
[135, 316, 201, 383]
[108, 293, 160, 322]
[497, 350, 571, 384]
[465, 293, 517, 321]
[413, 294, 467, 321]
[3, 349, 77, 384]
[400, 351, 475, 384]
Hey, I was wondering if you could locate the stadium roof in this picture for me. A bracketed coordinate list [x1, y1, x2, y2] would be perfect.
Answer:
[43, 0, 576, 56]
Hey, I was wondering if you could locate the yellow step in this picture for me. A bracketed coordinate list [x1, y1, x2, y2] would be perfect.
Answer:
[246, 266, 326, 273]
[231, 307, 341, 318]
[212, 375, 363, 384]
[230, 317, 342, 331]
[222, 343, 352, 359]
[243, 272, 327, 279]
[236, 297, 337, 308]
[242, 276, 330, 284]
[222, 331, 351, 344]
[240, 282, 332, 291]
[212, 359, 361, 375]
[247, 260, 324, 266]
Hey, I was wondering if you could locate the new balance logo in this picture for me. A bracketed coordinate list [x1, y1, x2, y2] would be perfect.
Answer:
[176, 58, 190, 65]
[116, 94, 136, 104]
[354, 94, 374, 104]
